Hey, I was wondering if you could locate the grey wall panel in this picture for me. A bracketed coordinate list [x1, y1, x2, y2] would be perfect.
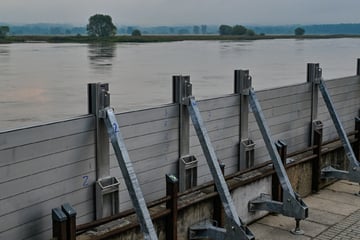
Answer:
[257, 93, 311, 112]
[106, 105, 180, 212]
[0, 115, 95, 150]
[0, 77, 358, 240]
[0, 158, 94, 200]
[247, 84, 312, 165]
[0, 144, 94, 183]
[0, 131, 95, 167]
[116, 104, 178, 127]
[122, 128, 179, 151]
[0, 115, 97, 240]
[110, 139, 178, 165]
[0, 185, 94, 237]
[318, 77, 360, 142]
[188, 97, 240, 183]
[325, 76, 360, 89]
[195, 95, 240, 111]
[256, 83, 311, 101]
[0, 198, 94, 240]
[191, 136, 239, 185]
[0, 167, 95, 217]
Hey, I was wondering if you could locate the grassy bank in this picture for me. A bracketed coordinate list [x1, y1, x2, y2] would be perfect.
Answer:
[1, 34, 360, 44]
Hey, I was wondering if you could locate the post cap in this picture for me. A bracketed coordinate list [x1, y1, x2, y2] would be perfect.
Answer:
[61, 203, 77, 217]
[52, 207, 67, 222]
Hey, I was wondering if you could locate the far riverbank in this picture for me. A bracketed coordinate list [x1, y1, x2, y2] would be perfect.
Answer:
[1, 34, 360, 44]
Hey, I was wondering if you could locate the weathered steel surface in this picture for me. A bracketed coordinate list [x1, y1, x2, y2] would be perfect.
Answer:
[0, 74, 359, 239]
[0, 116, 96, 240]
[188, 97, 255, 239]
[104, 108, 158, 240]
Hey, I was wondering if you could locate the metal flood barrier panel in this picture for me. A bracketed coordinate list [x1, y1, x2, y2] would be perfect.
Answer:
[1, 60, 360, 239]
[308, 64, 360, 183]
[0, 116, 97, 240]
[182, 80, 254, 239]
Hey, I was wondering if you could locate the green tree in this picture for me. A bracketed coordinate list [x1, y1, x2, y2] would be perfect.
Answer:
[87, 14, 117, 37]
[232, 25, 247, 35]
[0, 26, 10, 38]
[246, 29, 256, 36]
[294, 27, 305, 36]
[219, 25, 233, 35]
[132, 29, 141, 36]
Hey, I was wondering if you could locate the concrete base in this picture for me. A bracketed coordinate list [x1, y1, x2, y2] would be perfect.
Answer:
[249, 180, 360, 239]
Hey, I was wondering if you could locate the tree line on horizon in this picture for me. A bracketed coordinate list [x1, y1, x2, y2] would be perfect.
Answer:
[2, 14, 360, 37]
[218, 24, 256, 36]
[84, 14, 303, 37]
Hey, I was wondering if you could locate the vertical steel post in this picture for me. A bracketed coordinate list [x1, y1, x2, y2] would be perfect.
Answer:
[354, 117, 360, 160]
[88, 83, 112, 219]
[213, 163, 225, 227]
[166, 174, 178, 240]
[312, 122, 323, 193]
[173, 75, 191, 157]
[173, 75, 193, 191]
[234, 70, 252, 170]
[357, 58, 360, 76]
[307, 63, 321, 146]
[52, 208, 68, 240]
[272, 140, 287, 202]
[61, 203, 77, 240]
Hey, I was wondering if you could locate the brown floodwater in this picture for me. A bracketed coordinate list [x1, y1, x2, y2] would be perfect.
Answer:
[1, 39, 360, 130]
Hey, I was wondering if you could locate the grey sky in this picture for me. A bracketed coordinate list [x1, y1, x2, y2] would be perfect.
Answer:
[1, 0, 360, 26]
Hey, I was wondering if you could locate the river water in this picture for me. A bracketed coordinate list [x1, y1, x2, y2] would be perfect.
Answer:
[1, 38, 360, 131]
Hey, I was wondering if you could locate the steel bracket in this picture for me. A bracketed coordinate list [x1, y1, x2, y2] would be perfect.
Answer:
[181, 80, 192, 105]
[173, 76, 192, 106]
[311, 66, 322, 85]
[189, 218, 254, 240]
[189, 220, 226, 240]
[249, 191, 308, 220]
[234, 70, 252, 96]
[315, 77, 360, 183]
[321, 166, 360, 182]
[247, 86, 308, 221]
[187, 96, 254, 240]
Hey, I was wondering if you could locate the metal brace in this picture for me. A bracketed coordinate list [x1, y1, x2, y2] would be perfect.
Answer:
[187, 96, 254, 240]
[314, 77, 360, 182]
[189, 218, 253, 240]
[103, 107, 158, 240]
[247, 87, 308, 231]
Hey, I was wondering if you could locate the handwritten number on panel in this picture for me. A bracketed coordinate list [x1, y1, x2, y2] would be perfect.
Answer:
[82, 176, 89, 187]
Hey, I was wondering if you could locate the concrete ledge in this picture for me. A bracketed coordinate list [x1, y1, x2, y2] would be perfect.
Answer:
[249, 181, 360, 239]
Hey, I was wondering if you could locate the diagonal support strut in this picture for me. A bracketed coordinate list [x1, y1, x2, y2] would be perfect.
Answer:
[247, 88, 308, 222]
[187, 97, 255, 240]
[317, 79, 360, 182]
[103, 108, 158, 240]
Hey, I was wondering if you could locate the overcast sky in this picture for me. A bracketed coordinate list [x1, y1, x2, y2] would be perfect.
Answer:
[1, 0, 360, 26]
